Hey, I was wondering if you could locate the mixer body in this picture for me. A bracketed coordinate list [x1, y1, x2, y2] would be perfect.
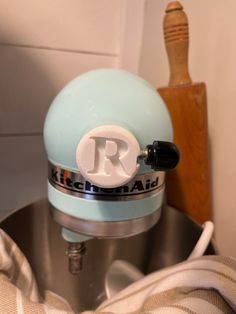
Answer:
[43, 69, 179, 272]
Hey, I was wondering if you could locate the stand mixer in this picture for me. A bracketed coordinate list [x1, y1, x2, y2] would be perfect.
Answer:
[43, 69, 179, 274]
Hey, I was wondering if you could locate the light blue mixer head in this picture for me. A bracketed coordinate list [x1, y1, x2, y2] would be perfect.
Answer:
[43, 69, 179, 240]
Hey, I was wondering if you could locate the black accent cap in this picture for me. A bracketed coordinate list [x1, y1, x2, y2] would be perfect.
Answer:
[145, 140, 180, 171]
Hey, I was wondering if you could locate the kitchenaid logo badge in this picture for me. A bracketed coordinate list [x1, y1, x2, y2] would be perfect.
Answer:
[76, 125, 141, 188]
[48, 163, 165, 200]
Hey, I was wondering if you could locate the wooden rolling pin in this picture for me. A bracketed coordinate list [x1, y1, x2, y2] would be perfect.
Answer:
[158, 1, 212, 223]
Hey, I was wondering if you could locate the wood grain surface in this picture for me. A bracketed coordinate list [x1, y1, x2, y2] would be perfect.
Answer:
[158, 1, 212, 223]
[158, 84, 212, 223]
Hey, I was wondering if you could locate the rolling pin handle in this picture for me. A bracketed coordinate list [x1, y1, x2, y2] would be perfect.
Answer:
[164, 1, 192, 86]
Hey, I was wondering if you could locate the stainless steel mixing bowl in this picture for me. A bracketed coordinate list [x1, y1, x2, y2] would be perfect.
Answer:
[0, 199, 215, 312]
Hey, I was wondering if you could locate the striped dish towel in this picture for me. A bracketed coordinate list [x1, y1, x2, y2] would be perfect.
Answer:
[0, 228, 236, 313]
[84, 256, 236, 314]
[0, 228, 73, 314]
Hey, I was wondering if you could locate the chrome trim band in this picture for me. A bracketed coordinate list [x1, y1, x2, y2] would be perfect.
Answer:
[51, 206, 161, 238]
[48, 162, 165, 201]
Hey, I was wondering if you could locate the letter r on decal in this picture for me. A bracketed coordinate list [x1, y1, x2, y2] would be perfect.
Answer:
[88, 137, 129, 177]
[76, 125, 141, 188]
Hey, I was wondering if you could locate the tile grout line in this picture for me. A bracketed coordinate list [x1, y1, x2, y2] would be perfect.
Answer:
[0, 133, 43, 137]
[0, 42, 118, 57]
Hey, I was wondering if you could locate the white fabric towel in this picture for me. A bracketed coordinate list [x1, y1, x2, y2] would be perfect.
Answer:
[0, 228, 236, 313]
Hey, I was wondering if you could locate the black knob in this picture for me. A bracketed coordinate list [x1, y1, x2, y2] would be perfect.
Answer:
[145, 141, 180, 171]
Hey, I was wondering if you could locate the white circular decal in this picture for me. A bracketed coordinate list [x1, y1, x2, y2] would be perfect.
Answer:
[76, 125, 141, 188]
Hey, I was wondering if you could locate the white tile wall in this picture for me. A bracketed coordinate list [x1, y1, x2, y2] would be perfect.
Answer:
[0, 45, 117, 134]
[0, 0, 121, 211]
[0, 0, 121, 54]
[0, 136, 47, 211]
